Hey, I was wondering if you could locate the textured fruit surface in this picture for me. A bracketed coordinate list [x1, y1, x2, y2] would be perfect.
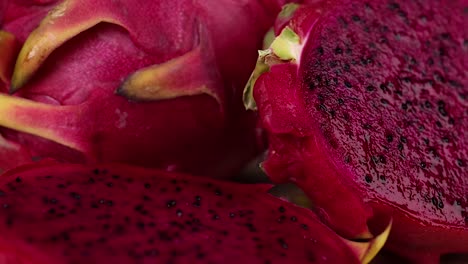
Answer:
[0, 163, 364, 264]
[251, 0, 467, 260]
[0, 0, 291, 177]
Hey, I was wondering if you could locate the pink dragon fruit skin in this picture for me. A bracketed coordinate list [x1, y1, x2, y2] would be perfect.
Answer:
[0, 162, 389, 263]
[0, 0, 296, 176]
[246, 0, 467, 262]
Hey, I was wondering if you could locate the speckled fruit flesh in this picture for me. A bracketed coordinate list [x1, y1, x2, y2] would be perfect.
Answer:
[0, 162, 375, 264]
[248, 0, 467, 261]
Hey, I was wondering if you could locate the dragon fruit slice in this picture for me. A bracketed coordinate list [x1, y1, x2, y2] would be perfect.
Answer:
[0, 162, 389, 263]
[246, 1, 467, 262]
[0, 0, 291, 176]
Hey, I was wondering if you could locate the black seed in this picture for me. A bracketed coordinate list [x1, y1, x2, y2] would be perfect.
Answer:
[337, 98, 344, 105]
[176, 209, 183, 217]
[397, 143, 404, 151]
[438, 201, 444, 209]
[432, 197, 438, 206]
[107, 200, 114, 206]
[449, 80, 462, 88]
[386, 134, 394, 142]
[379, 155, 386, 163]
[4, 217, 14, 227]
[61, 232, 70, 241]
[136, 222, 145, 229]
[214, 189, 223, 196]
[365, 175, 373, 183]
[366, 85, 375, 91]
[362, 57, 373, 65]
[57, 184, 66, 189]
[318, 104, 327, 112]
[442, 136, 450, 143]
[427, 58, 434, 65]
[457, 159, 466, 167]
[229, 212, 236, 218]
[344, 155, 351, 163]
[93, 169, 100, 175]
[88, 177, 95, 184]
[166, 200, 177, 208]
[278, 238, 289, 249]
[344, 81, 352, 88]
[245, 223, 256, 232]
[15, 177, 22, 183]
[352, 15, 360, 21]
[144, 183, 151, 189]
[301, 224, 308, 230]
[106, 182, 113, 187]
[196, 252, 206, 259]
[175, 187, 182, 192]
[193, 201, 201, 207]
[343, 63, 351, 72]
[114, 224, 125, 234]
[334, 47, 343, 54]
[277, 215, 287, 223]
[400, 136, 407, 143]
[317, 46, 324, 55]
[381, 99, 389, 105]
[134, 204, 144, 212]
[388, 2, 399, 10]
[48, 208, 56, 214]
[70, 192, 81, 200]
[290, 216, 297, 222]
[438, 106, 448, 116]
[317, 94, 324, 102]
[308, 82, 316, 90]
[420, 162, 427, 169]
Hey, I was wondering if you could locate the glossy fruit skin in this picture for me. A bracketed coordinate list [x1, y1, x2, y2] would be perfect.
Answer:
[0, 0, 294, 177]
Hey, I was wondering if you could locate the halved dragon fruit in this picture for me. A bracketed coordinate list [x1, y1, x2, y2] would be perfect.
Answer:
[0, 162, 389, 263]
[246, 1, 467, 262]
[0, 0, 292, 176]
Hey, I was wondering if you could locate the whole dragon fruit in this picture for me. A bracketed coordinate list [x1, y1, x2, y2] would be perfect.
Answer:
[0, 0, 290, 177]
[245, 0, 467, 262]
[0, 162, 389, 263]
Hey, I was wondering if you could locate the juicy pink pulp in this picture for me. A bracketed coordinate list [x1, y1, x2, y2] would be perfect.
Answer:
[0, 0, 293, 177]
[0, 163, 362, 264]
[254, 0, 467, 260]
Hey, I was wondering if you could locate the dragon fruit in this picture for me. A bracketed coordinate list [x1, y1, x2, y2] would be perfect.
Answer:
[0, 162, 389, 263]
[0, 0, 294, 177]
[246, 0, 467, 262]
